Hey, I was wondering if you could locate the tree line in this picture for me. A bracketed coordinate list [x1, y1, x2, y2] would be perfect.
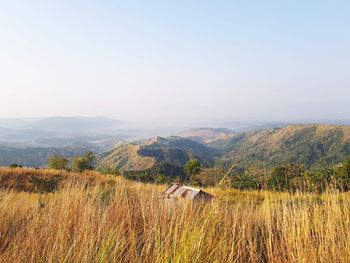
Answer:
[214, 158, 350, 193]
[18, 153, 350, 193]
[48, 151, 95, 172]
[122, 158, 350, 193]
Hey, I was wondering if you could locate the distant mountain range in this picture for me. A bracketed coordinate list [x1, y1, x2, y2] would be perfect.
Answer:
[97, 125, 350, 176]
[0, 116, 129, 148]
[0, 116, 123, 135]
[2, 117, 350, 171]
[0, 116, 129, 167]
[176, 128, 235, 143]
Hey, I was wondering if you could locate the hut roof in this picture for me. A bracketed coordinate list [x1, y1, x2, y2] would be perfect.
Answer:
[159, 183, 214, 201]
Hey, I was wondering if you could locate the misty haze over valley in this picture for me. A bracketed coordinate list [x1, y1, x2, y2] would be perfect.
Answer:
[1, 116, 350, 169]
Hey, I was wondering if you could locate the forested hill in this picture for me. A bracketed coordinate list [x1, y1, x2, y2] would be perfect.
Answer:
[209, 124, 350, 168]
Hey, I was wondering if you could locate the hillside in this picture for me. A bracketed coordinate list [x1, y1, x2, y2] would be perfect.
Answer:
[210, 124, 350, 168]
[97, 136, 218, 175]
[98, 125, 350, 174]
[97, 143, 156, 172]
[3, 124, 350, 172]
[1, 167, 350, 262]
[176, 128, 235, 143]
[0, 167, 113, 192]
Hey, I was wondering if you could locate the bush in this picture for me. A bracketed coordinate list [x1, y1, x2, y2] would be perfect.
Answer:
[48, 155, 68, 170]
[72, 151, 95, 172]
[268, 164, 306, 191]
[9, 164, 23, 168]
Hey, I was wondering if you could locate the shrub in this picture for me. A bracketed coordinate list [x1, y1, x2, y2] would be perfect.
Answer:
[72, 151, 95, 172]
[48, 154, 69, 170]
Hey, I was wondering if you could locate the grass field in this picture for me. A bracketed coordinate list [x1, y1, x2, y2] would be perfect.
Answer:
[0, 167, 350, 262]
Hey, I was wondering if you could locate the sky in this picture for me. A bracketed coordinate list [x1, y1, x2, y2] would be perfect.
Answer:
[0, 1, 349, 124]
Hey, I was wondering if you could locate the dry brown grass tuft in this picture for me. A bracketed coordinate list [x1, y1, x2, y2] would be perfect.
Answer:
[0, 168, 350, 262]
[0, 167, 114, 192]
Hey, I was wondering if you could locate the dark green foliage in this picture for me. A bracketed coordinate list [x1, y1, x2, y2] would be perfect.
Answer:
[118, 156, 350, 193]
[232, 171, 264, 190]
[123, 170, 155, 183]
[9, 163, 23, 168]
[120, 163, 187, 184]
[305, 166, 337, 193]
[157, 163, 186, 178]
[268, 164, 306, 191]
[154, 174, 169, 184]
[97, 166, 121, 176]
[29, 176, 59, 193]
[184, 160, 201, 175]
[339, 157, 350, 191]
[184, 159, 202, 185]
[227, 158, 350, 193]
[48, 154, 68, 170]
[72, 151, 95, 172]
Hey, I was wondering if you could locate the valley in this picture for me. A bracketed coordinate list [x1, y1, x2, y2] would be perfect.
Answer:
[2, 118, 350, 177]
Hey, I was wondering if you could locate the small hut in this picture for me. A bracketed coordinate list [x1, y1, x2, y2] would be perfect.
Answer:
[159, 183, 214, 202]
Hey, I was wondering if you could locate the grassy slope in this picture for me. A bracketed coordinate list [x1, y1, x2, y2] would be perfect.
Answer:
[97, 143, 156, 172]
[0, 168, 350, 262]
[97, 137, 217, 173]
[0, 167, 115, 192]
[99, 125, 350, 174]
[211, 124, 350, 168]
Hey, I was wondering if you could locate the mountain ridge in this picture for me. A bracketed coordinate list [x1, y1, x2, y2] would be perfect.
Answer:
[176, 128, 236, 143]
[209, 124, 350, 168]
[98, 124, 350, 175]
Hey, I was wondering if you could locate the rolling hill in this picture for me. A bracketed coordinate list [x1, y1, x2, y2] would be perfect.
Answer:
[97, 136, 219, 175]
[3, 123, 350, 172]
[210, 124, 350, 168]
[99, 124, 350, 174]
[97, 143, 156, 172]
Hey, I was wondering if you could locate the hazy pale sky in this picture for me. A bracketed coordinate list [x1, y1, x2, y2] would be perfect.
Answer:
[1, 1, 349, 123]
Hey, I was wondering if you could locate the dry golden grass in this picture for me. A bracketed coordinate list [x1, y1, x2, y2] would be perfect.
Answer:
[0, 168, 350, 262]
[0, 167, 114, 192]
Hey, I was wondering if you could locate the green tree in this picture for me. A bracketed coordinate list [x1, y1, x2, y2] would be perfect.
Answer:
[306, 166, 338, 193]
[72, 151, 95, 172]
[98, 166, 121, 176]
[48, 154, 68, 170]
[184, 159, 201, 184]
[268, 164, 306, 191]
[84, 151, 95, 170]
[338, 157, 350, 191]
[232, 171, 263, 190]
[9, 163, 23, 168]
